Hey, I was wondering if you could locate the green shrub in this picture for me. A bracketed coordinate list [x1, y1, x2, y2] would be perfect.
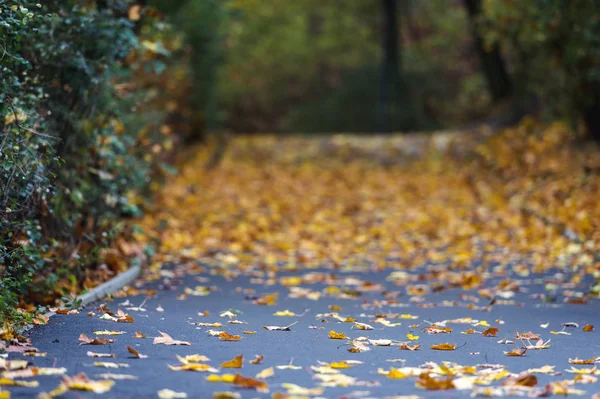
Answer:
[0, 1, 182, 327]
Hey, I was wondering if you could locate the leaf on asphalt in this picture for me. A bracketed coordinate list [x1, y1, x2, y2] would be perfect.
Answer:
[219, 332, 241, 341]
[93, 330, 125, 336]
[497, 338, 514, 344]
[87, 351, 116, 358]
[280, 383, 324, 395]
[228, 320, 248, 325]
[127, 346, 148, 359]
[527, 365, 556, 374]
[219, 311, 237, 319]
[263, 321, 298, 331]
[206, 374, 236, 383]
[565, 366, 598, 374]
[482, 327, 499, 337]
[352, 322, 374, 330]
[255, 367, 274, 379]
[212, 391, 241, 399]
[328, 330, 347, 339]
[221, 355, 243, 368]
[242, 330, 256, 335]
[157, 389, 187, 399]
[369, 339, 392, 346]
[42, 373, 114, 397]
[177, 354, 210, 364]
[249, 355, 264, 365]
[0, 378, 39, 387]
[406, 333, 419, 341]
[79, 334, 114, 345]
[134, 331, 147, 339]
[93, 362, 129, 369]
[153, 332, 191, 346]
[583, 324, 595, 332]
[569, 357, 598, 365]
[504, 347, 527, 357]
[378, 367, 410, 379]
[169, 364, 218, 373]
[189, 322, 223, 328]
[430, 343, 456, 351]
[416, 373, 455, 390]
[95, 373, 138, 380]
[232, 374, 269, 392]
[398, 342, 421, 351]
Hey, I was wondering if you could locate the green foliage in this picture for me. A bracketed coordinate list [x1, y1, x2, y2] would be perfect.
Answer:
[0, 1, 176, 326]
[481, 0, 600, 126]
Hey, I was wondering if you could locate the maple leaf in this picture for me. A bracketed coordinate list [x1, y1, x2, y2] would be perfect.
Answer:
[221, 355, 243, 368]
[153, 332, 191, 346]
[78, 334, 114, 345]
[482, 327, 499, 337]
[249, 355, 264, 365]
[263, 321, 298, 331]
[430, 343, 456, 351]
[328, 330, 347, 339]
[127, 346, 148, 359]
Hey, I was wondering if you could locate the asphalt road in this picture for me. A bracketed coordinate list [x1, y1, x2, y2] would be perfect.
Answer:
[11, 262, 600, 399]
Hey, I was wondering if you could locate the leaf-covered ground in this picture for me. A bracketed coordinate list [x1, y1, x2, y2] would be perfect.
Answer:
[4, 122, 600, 398]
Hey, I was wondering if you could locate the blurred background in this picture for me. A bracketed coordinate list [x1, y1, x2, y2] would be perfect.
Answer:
[152, 0, 600, 135]
[1, 0, 600, 323]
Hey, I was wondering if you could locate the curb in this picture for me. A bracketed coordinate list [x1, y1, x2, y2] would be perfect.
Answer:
[21, 264, 142, 334]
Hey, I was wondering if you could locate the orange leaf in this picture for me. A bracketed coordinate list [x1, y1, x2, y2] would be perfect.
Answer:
[221, 354, 243, 368]
[430, 343, 456, 351]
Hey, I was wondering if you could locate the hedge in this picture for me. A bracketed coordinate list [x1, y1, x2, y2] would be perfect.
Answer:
[0, 1, 192, 327]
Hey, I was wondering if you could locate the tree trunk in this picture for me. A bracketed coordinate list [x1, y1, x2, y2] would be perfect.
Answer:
[379, 0, 401, 132]
[463, 0, 512, 102]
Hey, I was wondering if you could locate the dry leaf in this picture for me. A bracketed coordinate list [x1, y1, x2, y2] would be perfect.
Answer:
[255, 367, 274, 379]
[219, 332, 241, 341]
[93, 362, 129, 369]
[399, 342, 421, 351]
[583, 324, 595, 332]
[93, 330, 125, 336]
[127, 346, 148, 359]
[134, 332, 147, 339]
[263, 321, 298, 331]
[504, 347, 527, 357]
[177, 354, 210, 364]
[79, 334, 114, 345]
[169, 364, 218, 373]
[249, 355, 264, 365]
[86, 351, 115, 358]
[157, 389, 187, 399]
[328, 330, 347, 339]
[430, 343, 456, 351]
[221, 355, 243, 368]
[482, 327, 499, 337]
[153, 332, 191, 346]
[232, 374, 268, 392]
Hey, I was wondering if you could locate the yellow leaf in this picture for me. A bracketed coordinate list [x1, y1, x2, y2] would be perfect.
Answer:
[430, 343, 456, 351]
[328, 330, 347, 339]
[406, 333, 419, 341]
[221, 355, 243, 368]
[255, 367, 274, 379]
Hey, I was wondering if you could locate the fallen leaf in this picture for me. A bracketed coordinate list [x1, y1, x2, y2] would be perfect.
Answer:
[416, 373, 455, 390]
[93, 362, 129, 369]
[93, 330, 125, 336]
[255, 367, 274, 379]
[399, 342, 422, 351]
[157, 389, 187, 399]
[328, 330, 347, 339]
[249, 355, 264, 365]
[406, 333, 420, 341]
[153, 332, 191, 346]
[221, 355, 243, 368]
[504, 347, 527, 357]
[134, 332, 147, 339]
[177, 354, 210, 364]
[127, 346, 148, 359]
[169, 364, 218, 372]
[86, 352, 115, 358]
[78, 334, 114, 345]
[263, 321, 298, 331]
[430, 343, 456, 351]
[483, 327, 499, 337]
[219, 332, 241, 341]
[232, 374, 269, 392]
[583, 324, 595, 332]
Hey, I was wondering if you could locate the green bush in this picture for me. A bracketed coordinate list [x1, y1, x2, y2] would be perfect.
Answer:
[481, 0, 600, 134]
[0, 1, 181, 326]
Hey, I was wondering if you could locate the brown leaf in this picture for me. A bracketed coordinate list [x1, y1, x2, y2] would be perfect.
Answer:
[249, 355, 264, 365]
[134, 332, 148, 339]
[221, 355, 243, 368]
[79, 334, 114, 345]
[482, 327, 499, 337]
[504, 347, 527, 357]
[583, 324, 595, 332]
[127, 346, 148, 359]
[153, 332, 191, 346]
[232, 374, 269, 393]
[398, 342, 421, 351]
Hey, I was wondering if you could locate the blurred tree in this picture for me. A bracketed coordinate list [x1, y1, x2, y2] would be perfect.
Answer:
[462, 0, 511, 102]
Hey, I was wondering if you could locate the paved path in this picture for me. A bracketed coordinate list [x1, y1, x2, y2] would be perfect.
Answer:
[14, 262, 600, 398]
